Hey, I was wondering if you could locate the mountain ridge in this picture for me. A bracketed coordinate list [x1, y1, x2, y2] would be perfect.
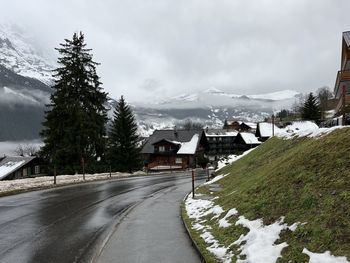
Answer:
[0, 24, 301, 140]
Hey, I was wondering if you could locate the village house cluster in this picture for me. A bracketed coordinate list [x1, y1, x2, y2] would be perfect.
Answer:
[141, 120, 276, 171]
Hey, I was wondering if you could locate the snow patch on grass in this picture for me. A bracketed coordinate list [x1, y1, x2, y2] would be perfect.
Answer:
[216, 148, 256, 172]
[185, 194, 233, 262]
[303, 248, 350, 263]
[218, 208, 238, 228]
[233, 216, 291, 263]
[276, 122, 349, 140]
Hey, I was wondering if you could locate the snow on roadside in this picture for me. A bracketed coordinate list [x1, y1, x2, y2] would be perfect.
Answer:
[303, 249, 350, 263]
[185, 193, 233, 262]
[185, 192, 350, 263]
[185, 193, 299, 263]
[0, 171, 146, 194]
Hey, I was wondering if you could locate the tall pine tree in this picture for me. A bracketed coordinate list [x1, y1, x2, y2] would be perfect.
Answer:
[40, 32, 108, 174]
[301, 92, 321, 121]
[109, 96, 141, 173]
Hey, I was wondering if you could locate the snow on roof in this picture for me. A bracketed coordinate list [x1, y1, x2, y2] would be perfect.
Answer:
[243, 122, 257, 129]
[177, 134, 199, 154]
[205, 129, 238, 137]
[240, 133, 261, 145]
[141, 129, 200, 154]
[0, 160, 25, 180]
[152, 139, 182, 145]
[0, 156, 36, 180]
[227, 120, 242, 125]
[257, 122, 281, 137]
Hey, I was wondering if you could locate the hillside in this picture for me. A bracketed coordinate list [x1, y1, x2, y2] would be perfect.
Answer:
[183, 128, 350, 263]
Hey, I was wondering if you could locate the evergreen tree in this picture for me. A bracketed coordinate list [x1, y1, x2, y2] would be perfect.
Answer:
[109, 96, 141, 172]
[301, 93, 321, 121]
[40, 32, 108, 174]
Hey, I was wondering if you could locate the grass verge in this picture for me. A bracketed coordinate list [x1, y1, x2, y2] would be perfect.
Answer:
[183, 128, 350, 262]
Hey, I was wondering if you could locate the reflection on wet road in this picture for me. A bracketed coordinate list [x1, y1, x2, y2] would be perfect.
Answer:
[0, 172, 201, 263]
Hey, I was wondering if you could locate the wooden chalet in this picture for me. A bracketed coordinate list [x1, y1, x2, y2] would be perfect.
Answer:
[334, 31, 350, 124]
[234, 132, 261, 151]
[205, 129, 238, 161]
[141, 129, 209, 171]
[224, 120, 256, 132]
[0, 156, 47, 180]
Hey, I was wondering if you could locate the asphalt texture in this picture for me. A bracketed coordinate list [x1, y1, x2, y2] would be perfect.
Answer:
[98, 176, 203, 263]
[0, 171, 206, 263]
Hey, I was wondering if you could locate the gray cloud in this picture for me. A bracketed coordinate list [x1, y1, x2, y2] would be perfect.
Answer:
[1, 0, 350, 102]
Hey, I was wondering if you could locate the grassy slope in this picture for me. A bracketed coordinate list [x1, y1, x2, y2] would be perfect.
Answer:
[185, 128, 350, 262]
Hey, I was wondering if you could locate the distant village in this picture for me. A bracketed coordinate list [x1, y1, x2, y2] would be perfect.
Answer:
[1, 31, 350, 180]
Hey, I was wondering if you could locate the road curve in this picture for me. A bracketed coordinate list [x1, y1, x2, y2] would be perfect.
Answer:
[0, 172, 203, 263]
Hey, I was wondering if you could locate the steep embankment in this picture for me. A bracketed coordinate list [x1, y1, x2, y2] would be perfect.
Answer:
[183, 128, 350, 263]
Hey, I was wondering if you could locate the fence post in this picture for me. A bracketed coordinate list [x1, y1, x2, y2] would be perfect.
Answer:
[53, 164, 57, 185]
[81, 157, 85, 181]
[192, 169, 195, 198]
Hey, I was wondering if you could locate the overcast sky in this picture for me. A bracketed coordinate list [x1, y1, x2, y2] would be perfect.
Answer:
[2, 0, 350, 102]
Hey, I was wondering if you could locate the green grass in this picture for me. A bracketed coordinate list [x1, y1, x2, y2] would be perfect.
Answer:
[182, 128, 350, 262]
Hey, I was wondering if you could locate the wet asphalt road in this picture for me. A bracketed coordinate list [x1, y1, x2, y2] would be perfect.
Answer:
[0, 172, 206, 263]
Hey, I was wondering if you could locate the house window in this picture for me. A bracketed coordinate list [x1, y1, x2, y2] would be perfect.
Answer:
[23, 168, 27, 177]
[159, 146, 165, 152]
[176, 157, 182, 164]
[35, 165, 40, 174]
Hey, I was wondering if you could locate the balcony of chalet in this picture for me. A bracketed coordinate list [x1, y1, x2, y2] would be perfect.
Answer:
[334, 70, 350, 115]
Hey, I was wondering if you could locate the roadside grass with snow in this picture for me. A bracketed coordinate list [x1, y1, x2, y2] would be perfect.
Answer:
[0, 171, 146, 196]
[183, 126, 350, 262]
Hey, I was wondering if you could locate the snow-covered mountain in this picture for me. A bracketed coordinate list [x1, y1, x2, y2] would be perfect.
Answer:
[134, 88, 302, 137]
[0, 24, 55, 85]
[0, 24, 302, 140]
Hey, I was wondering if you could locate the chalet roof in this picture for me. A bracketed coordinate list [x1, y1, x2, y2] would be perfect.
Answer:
[226, 120, 256, 129]
[239, 132, 261, 145]
[152, 139, 181, 145]
[205, 129, 238, 137]
[0, 156, 36, 180]
[177, 134, 199, 154]
[256, 122, 280, 138]
[344, 31, 350, 47]
[243, 122, 257, 129]
[141, 129, 202, 154]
